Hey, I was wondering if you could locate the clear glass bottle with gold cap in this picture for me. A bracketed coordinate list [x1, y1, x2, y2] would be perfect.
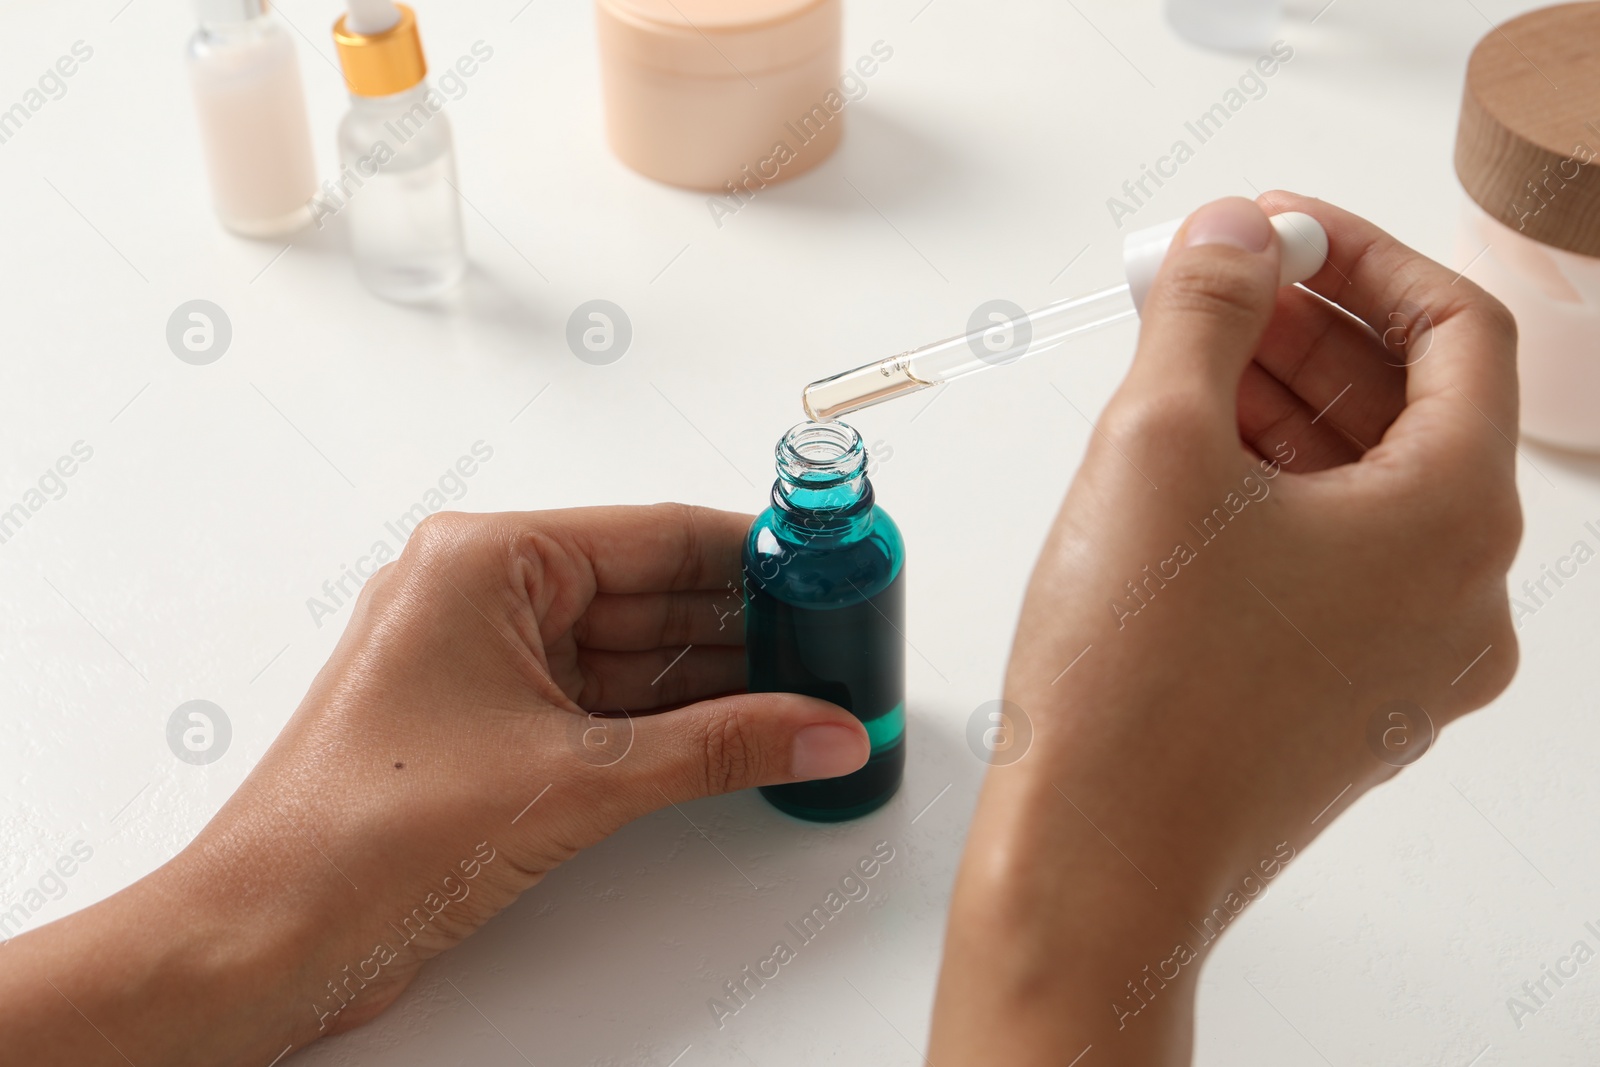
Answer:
[331, 0, 465, 301]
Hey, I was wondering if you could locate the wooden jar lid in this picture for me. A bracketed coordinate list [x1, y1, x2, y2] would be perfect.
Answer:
[1455, 1, 1600, 257]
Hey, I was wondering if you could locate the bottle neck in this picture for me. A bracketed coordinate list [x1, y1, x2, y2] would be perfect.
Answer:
[196, 0, 268, 32]
[347, 81, 430, 110]
[770, 422, 874, 540]
[195, 12, 272, 44]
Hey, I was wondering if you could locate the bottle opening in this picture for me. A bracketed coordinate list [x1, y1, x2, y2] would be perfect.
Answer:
[774, 421, 869, 513]
[778, 421, 865, 482]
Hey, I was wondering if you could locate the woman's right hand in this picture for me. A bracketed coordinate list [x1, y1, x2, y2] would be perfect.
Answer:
[933, 192, 1523, 1065]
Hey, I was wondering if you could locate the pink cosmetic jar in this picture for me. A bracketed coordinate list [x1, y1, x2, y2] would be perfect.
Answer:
[1455, 2, 1600, 452]
[595, 0, 844, 191]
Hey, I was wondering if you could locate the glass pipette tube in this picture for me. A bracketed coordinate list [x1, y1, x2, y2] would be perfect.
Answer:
[801, 210, 1331, 422]
[802, 283, 1136, 421]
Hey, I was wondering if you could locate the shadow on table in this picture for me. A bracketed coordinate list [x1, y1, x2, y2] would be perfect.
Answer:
[753, 104, 975, 224]
[1524, 441, 1600, 485]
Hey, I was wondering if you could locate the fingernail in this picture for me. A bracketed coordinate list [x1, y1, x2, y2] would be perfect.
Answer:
[1183, 197, 1271, 253]
[791, 724, 867, 780]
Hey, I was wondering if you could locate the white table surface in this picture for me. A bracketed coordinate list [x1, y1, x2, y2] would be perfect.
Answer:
[4, 0, 1597, 1063]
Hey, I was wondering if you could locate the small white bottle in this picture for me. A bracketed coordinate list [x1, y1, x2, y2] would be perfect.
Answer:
[331, 0, 466, 302]
[1165, 0, 1283, 52]
[187, 0, 318, 237]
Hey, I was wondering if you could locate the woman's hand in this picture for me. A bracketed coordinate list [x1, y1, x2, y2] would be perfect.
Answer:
[931, 193, 1523, 1065]
[4, 504, 868, 1066]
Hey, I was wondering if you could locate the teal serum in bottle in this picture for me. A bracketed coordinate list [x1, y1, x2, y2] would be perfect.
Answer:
[744, 422, 906, 821]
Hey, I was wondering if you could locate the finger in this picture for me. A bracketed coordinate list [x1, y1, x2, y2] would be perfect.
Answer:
[616, 693, 869, 804]
[575, 591, 747, 651]
[1117, 197, 1283, 459]
[1255, 190, 1520, 441]
[576, 645, 745, 711]
[1236, 360, 1364, 471]
[1251, 286, 1407, 449]
[513, 503, 754, 595]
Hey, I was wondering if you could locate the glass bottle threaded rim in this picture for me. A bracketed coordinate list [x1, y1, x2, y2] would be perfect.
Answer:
[773, 421, 869, 516]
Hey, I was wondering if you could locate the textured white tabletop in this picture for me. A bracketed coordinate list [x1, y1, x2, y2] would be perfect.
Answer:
[2, 0, 1595, 1063]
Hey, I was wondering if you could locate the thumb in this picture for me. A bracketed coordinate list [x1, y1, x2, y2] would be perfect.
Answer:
[612, 693, 870, 807]
[1118, 197, 1281, 453]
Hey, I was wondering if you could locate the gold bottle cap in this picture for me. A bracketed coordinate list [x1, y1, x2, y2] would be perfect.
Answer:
[333, 3, 427, 97]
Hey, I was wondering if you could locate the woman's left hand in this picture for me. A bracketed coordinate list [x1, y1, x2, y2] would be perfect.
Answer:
[5, 504, 868, 1066]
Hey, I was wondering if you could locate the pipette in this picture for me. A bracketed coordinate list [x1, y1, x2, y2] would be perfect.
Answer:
[802, 211, 1329, 422]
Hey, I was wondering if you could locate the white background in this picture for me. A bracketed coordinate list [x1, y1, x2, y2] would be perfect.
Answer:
[3, 0, 1597, 1064]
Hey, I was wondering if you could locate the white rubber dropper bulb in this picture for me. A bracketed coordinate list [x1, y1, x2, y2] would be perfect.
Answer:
[345, 0, 401, 35]
[1122, 211, 1328, 313]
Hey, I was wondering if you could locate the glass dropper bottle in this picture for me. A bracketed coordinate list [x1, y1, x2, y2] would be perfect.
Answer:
[331, 0, 466, 302]
[186, 0, 318, 237]
[803, 210, 1328, 421]
[745, 422, 906, 822]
